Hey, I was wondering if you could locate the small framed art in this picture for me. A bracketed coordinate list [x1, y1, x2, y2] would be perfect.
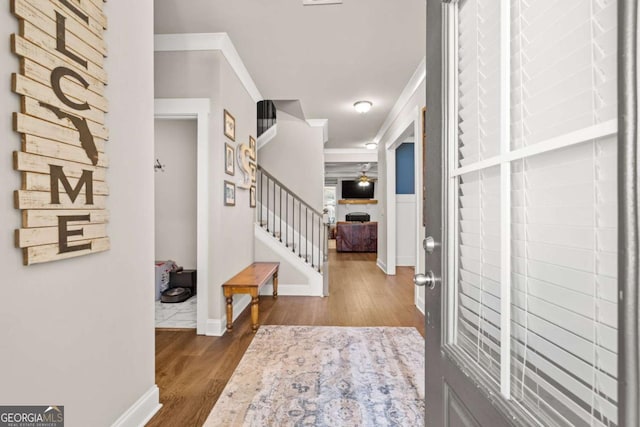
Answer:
[249, 136, 256, 161]
[225, 143, 235, 175]
[224, 181, 236, 206]
[249, 162, 257, 183]
[224, 109, 235, 141]
[250, 185, 256, 208]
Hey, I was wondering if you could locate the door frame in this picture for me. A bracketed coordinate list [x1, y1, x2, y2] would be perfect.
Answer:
[154, 98, 210, 335]
[618, 0, 639, 424]
[384, 107, 423, 280]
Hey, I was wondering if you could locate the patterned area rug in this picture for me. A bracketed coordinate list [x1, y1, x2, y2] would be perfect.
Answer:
[205, 325, 425, 426]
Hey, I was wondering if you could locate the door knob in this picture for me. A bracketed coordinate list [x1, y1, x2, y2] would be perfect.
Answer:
[414, 271, 437, 289]
[423, 236, 435, 253]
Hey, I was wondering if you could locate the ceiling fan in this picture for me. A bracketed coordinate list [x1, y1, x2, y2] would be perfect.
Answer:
[357, 170, 376, 186]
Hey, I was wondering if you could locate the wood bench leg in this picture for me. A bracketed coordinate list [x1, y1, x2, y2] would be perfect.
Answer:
[226, 296, 233, 331]
[251, 295, 260, 332]
[273, 271, 278, 299]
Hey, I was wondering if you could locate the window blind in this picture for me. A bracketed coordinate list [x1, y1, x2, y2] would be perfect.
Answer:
[458, 168, 502, 382]
[510, 0, 618, 425]
[511, 138, 618, 426]
[453, 0, 618, 424]
[457, 0, 503, 384]
[458, 0, 502, 167]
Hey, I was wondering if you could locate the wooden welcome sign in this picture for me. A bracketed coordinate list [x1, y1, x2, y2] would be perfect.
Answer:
[10, 0, 109, 265]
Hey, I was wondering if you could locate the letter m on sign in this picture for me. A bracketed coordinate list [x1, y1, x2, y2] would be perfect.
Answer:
[49, 165, 94, 205]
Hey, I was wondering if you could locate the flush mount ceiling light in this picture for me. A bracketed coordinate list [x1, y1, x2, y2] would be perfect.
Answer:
[353, 100, 373, 114]
[365, 142, 378, 150]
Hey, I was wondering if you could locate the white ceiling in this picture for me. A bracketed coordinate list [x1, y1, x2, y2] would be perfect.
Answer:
[325, 162, 378, 179]
[154, 0, 426, 149]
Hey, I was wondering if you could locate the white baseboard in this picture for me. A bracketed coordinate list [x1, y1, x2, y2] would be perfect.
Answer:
[260, 283, 322, 297]
[205, 318, 225, 336]
[396, 256, 416, 267]
[254, 224, 324, 296]
[206, 295, 251, 336]
[376, 258, 387, 273]
[111, 385, 161, 427]
[416, 293, 425, 315]
[205, 281, 323, 336]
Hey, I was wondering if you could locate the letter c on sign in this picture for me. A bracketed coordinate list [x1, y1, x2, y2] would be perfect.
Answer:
[51, 66, 90, 111]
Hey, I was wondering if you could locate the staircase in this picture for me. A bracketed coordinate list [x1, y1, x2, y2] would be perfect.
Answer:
[257, 100, 276, 137]
[256, 166, 328, 275]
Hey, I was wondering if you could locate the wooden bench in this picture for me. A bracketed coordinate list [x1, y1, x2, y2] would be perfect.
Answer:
[222, 262, 279, 332]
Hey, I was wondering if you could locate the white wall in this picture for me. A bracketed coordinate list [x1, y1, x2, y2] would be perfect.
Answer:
[0, 1, 158, 426]
[336, 178, 380, 223]
[155, 49, 257, 323]
[258, 111, 324, 211]
[396, 195, 416, 266]
[154, 119, 197, 269]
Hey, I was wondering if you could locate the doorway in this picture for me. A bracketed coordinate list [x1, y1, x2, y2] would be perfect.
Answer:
[154, 118, 197, 328]
[384, 115, 425, 312]
[154, 98, 210, 335]
[395, 138, 416, 269]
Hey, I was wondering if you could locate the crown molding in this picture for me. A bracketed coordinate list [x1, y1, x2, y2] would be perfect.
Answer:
[373, 57, 426, 144]
[154, 33, 262, 103]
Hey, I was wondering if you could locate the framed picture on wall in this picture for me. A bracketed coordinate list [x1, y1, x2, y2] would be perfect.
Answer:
[224, 109, 235, 141]
[225, 143, 235, 175]
[249, 136, 256, 161]
[249, 162, 256, 183]
[250, 185, 256, 208]
[224, 181, 236, 206]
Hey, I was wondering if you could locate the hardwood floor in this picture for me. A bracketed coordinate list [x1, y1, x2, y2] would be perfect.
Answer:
[147, 249, 425, 427]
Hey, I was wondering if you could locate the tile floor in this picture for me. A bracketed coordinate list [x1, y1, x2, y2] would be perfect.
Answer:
[155, 295, 197, 328]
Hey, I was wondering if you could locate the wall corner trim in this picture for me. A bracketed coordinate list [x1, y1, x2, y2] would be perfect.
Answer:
[110, 385, 161, 427]
[376, 258, 387, 274]
[374, 57, 426, 144]
[154, 33, 262, 103]
[306, 119, 329, 143]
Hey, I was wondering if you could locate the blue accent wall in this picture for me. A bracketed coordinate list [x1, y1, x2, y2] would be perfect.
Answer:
[396, 143, 415, 194]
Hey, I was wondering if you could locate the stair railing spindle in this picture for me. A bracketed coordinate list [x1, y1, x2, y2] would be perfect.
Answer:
[305, 207, 308, 263]
[272, 179, 276, 237]
[292, 198, 296, 253]
[317, 216, 322, 272]
[259, 171, 263, 226]
[279, 187, 283, 242]
[266, 176, 270, 232]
